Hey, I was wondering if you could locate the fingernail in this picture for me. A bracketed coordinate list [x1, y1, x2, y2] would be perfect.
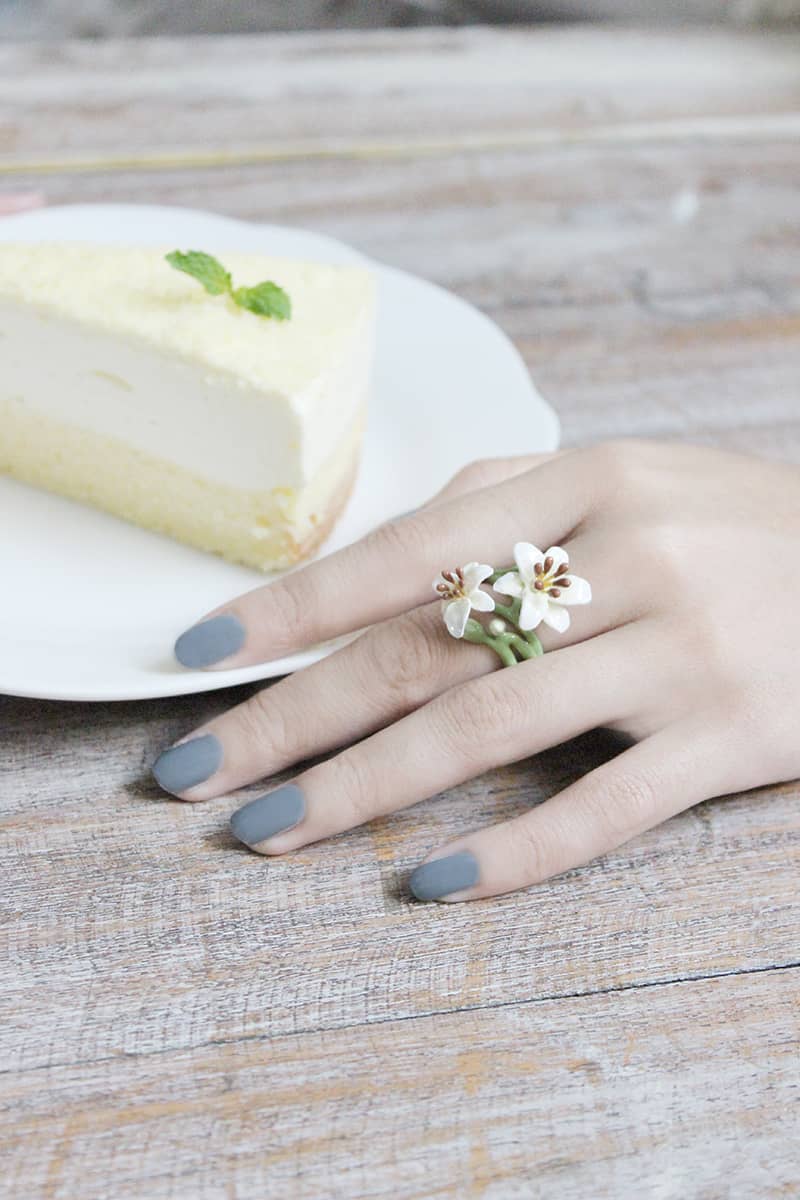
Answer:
[230, 784, 305, 849]
[152, 733, 223, 793]
[174, 614, 245, 669]
[409, 851, 479, 902]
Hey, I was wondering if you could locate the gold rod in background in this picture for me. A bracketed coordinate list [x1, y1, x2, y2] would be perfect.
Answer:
[1, 113, 799, 177]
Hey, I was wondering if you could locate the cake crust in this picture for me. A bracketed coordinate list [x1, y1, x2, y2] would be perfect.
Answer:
[0, 243, 375, 569]
[0, 396, 364, 571]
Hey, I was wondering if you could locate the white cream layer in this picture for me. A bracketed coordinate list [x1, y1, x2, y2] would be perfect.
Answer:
[0, 300, 373, 490]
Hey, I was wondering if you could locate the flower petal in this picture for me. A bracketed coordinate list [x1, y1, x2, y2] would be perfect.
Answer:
[470, 589, 495, 613]
[519, 589, 548, 630]
[543, 546, 570, 576]
[556, 575, 592, 605]
[513, 542, 543, 583]
[492, 571, 523, 598]
[542, 603, 570, 633]
[444, 596, 472, 638]
[461, 562, 494, 591]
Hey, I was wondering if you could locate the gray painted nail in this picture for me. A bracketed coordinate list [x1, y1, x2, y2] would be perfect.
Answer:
[152, 734, 223, 793]
[230, 784, 306, 848]
[174, 613, 245, 669]
[409, 851, 479, 901]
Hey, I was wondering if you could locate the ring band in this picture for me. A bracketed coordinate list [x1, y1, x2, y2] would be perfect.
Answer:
[433, 542, 592, 667]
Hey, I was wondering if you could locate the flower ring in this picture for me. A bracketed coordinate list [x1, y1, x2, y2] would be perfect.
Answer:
[433, 543, 592, 667]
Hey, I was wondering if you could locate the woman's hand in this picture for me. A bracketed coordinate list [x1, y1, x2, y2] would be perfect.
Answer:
[0, 191, 45, 216]
[152, 440, 800, 902]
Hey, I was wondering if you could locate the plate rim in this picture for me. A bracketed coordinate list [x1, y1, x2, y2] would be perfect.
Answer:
[0, 203, 560, 701]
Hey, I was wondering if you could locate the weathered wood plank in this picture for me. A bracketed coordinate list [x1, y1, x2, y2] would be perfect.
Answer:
[5, 0, 799, 42]
[2, 687, 799, 1072]
[1, 26, 799, 1198]
[1, 28, 799, 166]
[2, 968, 798, 1199]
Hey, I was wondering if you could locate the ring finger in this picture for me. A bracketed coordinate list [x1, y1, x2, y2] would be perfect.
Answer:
[171, 451, 591, 671]
[227, 622, 649, 855]
[153, 533, 637, 801]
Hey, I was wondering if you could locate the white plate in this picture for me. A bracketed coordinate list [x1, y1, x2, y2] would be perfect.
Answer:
[0, 204, 559, 701]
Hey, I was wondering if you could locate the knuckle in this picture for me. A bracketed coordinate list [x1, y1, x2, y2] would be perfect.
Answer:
[361, 613, 442, 709]
[510, 819, 555, 884]
[435, 676, 525, 760]
[268, 577, 318, 645]
[236, 685, 290, 760]
[682, 607, 732, 683]
[718, 687, 773, 746]
[584, 765, 659, 841]
[451, 458, 493, 491]
[326, 750, 377, 827]
[729, 689, 796, 779]
[587, 439, 649, 496]
[632, 520, 687, 589]
[363, 509, 434, 564]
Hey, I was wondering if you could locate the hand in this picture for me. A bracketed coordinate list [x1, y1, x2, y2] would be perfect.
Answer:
[0, 191, 45, 216]
[152, 440, 800, 902]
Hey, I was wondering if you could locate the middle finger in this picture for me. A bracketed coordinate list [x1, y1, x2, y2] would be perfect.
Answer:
[230, 622, 648, 856]
[153, 532, 635, 800]
[154, 602, 494, 800]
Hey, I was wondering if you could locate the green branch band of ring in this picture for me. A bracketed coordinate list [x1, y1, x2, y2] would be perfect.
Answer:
[433, 542, 592, 667]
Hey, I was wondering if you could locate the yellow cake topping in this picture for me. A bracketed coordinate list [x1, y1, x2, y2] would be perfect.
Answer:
[0, 242, 374, 398]
[0, 240, 376, 570]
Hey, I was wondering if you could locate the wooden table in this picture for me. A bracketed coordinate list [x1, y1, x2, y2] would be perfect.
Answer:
[2, 26, 799, 1199]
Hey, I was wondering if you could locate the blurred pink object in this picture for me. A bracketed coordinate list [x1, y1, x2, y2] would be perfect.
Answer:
[0, 191, 46, 216]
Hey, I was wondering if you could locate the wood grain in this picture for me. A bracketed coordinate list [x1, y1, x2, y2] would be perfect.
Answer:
[2, 969, 798, 1198]
[5, 0, 799, 42]
[3, 692, 800, 1075]
[1, 27, 799, 165]
[1, 24, 799, 1200]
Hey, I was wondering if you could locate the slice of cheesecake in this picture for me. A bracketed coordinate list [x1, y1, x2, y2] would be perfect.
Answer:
[0, 242, 375, 570]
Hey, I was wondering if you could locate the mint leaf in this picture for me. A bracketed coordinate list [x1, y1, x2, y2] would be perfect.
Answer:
[165, 250, 232, 296]
[233, 281, 291, 321]
[166, 249, 292, 320]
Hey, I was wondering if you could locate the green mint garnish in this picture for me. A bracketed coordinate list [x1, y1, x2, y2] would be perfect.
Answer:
[165, 250, 231, 296]
[166, 249, 291, 320]
[232, 281, 292, 320]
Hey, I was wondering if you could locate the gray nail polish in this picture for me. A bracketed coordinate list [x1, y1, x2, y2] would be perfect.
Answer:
[174, 613, 245, 669]
[152, 733, 223, 793]
[230, 783, 305, 848]
[409, 851, 479, 901]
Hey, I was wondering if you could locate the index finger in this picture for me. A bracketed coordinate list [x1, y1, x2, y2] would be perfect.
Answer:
[173, 448, 593, 670]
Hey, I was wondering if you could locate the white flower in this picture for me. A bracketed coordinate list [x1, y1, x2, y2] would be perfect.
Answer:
[493, 543, 591, 634]
[433, 562, 495, 638]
